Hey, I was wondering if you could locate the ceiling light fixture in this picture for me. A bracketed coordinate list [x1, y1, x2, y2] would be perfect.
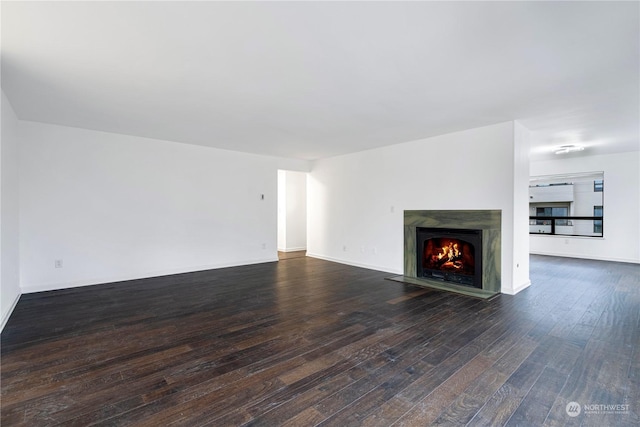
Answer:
[553, 144, 585, 155]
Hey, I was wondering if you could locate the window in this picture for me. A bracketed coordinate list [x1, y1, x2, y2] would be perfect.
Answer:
[530, 172, 604, 237]
[536, 207, 569, 225]
[594, 206, 603, 234]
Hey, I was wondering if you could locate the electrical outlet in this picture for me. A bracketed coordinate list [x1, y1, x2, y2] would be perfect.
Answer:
[55, 259, 63, 268]
[262, 243, 266, 249]
[343, 245, 347, 252]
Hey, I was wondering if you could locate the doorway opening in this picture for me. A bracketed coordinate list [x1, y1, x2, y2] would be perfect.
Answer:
[277, 170, 307, 260]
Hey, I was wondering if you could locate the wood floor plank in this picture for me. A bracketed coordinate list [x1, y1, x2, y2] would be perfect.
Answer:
[427, 332, 543, 426]
[504, 366, 568, 426]
[2, 255, 639, 426]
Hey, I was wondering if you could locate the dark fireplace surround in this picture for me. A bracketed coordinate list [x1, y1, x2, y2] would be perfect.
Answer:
[398, 210, 501, 298]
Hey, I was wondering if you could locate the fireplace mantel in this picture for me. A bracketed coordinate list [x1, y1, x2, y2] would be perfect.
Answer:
[392, 210, 501, 299]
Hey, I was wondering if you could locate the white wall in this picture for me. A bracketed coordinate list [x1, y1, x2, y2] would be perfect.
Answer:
[530, 152, 640, 263]
[1, 91, 22, 329]
[307, 121, 531, 294]
[511, 121, 531, 293]
[19, 120, 309, 292]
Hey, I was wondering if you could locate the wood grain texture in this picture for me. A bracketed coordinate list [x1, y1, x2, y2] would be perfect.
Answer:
[2, 255, 639, 426]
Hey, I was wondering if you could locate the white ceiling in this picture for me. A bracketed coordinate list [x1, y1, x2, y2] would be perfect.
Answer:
[2, 1, 638, 161]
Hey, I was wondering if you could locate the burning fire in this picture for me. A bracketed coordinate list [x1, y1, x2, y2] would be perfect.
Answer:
[432, 241, 464, 269]
[437, 242, 460, 261]
[423, 237, 474, 275]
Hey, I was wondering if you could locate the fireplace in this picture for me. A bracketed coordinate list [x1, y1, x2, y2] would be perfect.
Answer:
[416, 228, 482, 288]
[395, 210, 501, 299]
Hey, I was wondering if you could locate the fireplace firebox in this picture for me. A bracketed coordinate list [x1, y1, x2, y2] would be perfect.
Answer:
[416, 227, 482, 289]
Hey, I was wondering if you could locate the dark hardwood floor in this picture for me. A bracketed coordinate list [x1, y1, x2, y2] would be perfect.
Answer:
[1, 255, 639, 426]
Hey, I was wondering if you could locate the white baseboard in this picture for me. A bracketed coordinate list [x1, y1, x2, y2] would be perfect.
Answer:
[279, 247, 307, 253]
[1, 292, 22, 332]
[501, 279, 531, 295]
[530, 251, 640, 264]
[20, 257, 279, 294]
[305, 252, 401, 275]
